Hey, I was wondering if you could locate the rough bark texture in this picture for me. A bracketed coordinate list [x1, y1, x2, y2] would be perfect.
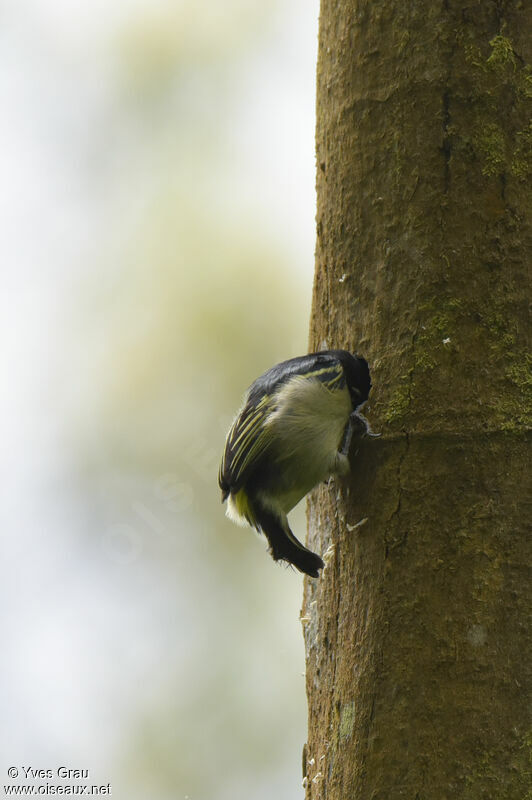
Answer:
[302, 1, 532, 798]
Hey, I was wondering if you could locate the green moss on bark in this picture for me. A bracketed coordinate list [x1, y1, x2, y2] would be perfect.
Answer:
[462, 34, 532, 179]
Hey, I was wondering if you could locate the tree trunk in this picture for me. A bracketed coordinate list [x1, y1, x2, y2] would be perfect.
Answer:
[303, 2, 532, 798]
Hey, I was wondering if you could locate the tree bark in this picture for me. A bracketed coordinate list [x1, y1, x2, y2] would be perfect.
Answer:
[303, 1, 532, 798]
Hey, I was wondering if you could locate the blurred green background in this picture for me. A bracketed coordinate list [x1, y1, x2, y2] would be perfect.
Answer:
[1, 1, 319, 798]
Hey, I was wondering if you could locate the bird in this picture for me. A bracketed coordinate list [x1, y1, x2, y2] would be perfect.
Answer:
[218, 350, 375, 577]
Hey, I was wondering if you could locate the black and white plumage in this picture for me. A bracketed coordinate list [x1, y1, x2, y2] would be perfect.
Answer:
[219, 350, 373, 577]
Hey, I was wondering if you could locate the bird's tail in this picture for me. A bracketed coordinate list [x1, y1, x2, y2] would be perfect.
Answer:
[254, 504, 324, 578]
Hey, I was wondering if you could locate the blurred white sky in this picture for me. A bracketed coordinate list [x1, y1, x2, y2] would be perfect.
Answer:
[1, 2, 319, 798]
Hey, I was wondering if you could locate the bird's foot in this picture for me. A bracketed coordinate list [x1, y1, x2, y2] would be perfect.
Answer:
[340, 410, 380, 456]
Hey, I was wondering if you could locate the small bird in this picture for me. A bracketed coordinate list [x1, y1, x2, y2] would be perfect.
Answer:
[219, 350, 375, 577]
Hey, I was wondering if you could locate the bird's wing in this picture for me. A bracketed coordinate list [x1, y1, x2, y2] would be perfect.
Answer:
[219, 392, 276, 495]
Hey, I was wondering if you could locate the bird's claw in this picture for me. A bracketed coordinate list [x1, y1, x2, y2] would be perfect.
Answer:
[340, 410, 380, 455]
